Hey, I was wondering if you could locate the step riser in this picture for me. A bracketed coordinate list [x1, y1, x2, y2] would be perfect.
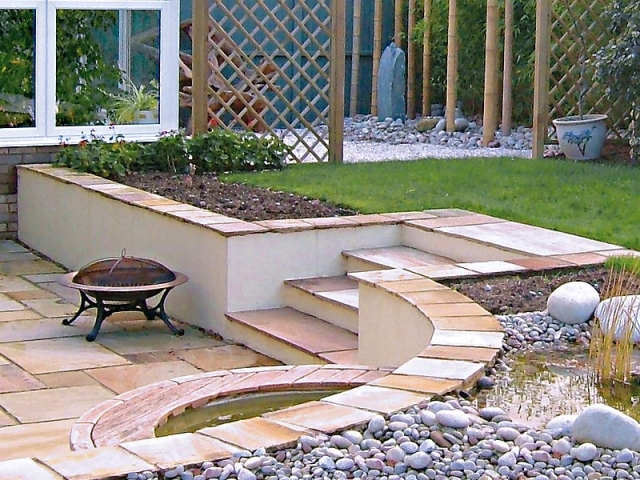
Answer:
[345, 256, 391, 273]
[402, 226, 524, 262]
[283, 288, 358, 334]
[225, 319, 325, 365]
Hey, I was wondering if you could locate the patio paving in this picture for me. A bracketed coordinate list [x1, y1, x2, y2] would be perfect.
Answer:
[0, 240, 280, 462]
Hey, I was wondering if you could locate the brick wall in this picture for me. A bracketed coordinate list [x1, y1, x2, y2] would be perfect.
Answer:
[0, 145, 61, 239]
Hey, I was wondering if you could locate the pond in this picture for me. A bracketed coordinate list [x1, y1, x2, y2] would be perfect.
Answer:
[155, 389, 345, 437]
[474, 346, 640, 428]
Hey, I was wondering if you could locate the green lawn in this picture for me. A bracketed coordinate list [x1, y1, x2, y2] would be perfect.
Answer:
[224, 157, 640, 251]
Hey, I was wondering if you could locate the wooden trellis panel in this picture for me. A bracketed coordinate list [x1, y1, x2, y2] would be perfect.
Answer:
[185, 0, 335, 163]
[549, 0, 629, 137]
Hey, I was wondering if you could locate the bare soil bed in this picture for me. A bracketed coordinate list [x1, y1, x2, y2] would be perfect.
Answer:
[120, 141, 633, 315]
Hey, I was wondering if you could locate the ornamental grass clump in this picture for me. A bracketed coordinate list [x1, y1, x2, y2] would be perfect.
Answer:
[589, 259, 640, 384]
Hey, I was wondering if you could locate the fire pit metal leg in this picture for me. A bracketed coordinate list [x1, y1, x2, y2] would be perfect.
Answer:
[62, 291, 97, 326]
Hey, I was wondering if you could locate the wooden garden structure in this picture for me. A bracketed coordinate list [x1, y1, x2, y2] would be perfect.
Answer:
[186, 0, 627, 163]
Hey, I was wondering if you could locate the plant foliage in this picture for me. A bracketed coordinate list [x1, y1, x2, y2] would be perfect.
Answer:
[54, 129, 289, 179]
[593, 1, 640, 164]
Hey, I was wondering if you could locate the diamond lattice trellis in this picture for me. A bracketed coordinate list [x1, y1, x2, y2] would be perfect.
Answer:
[180, 0, 333, 162]
[549, 0, 629, 137]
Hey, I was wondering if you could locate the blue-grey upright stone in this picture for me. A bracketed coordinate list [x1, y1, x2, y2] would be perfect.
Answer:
[377, 43, 406, 121]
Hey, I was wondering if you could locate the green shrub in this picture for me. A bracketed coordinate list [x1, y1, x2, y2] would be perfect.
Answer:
[54, 128, 289, 179]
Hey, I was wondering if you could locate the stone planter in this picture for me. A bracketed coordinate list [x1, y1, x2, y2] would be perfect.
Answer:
[552, 114, 608, 160]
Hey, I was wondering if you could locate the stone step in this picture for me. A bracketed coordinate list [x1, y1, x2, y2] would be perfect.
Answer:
[342, 246, 455, 272]
[284, 276, 359, 333]
[225, 308, 359, 365]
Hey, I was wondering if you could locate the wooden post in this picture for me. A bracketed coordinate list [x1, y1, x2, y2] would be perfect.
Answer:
[329, 0, 346, 163]
[445, 0, 458, 132]
[191, 0, 209, 136]
[394, 0, 404, 47]
[371, 0, 383, 116]
[422, 0, 432, 116]
[482, 0, 499, 145]
[350, 0, 362, 117]
[532, 0, 551, 159]
[501, 0, 514, 136]
[407, 0, 417, 119]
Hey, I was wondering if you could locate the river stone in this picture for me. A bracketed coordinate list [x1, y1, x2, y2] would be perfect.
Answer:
[547, 282, 600, 324]
[571, 443, 598, 462]
[454, 118, 469, 132]
[496, 426, 520, 441]
[498, 451, 517, 467]
[594, 295, 640, 342]
[416, 117, 439, 132]
[435, 409, 470, 428]
[546, 414, 577, 436]
[368, 415, 386, 434]
[405, 452, 432, 469]
[420, 410, 437, 426]
[572, 404, 640, 450]
[479, 406, 506, 421]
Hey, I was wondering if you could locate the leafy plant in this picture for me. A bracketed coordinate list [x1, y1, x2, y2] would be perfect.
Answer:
[593, 1, 640, 164]
[54, 129, 289, 178]
[106, 74, 159, 124]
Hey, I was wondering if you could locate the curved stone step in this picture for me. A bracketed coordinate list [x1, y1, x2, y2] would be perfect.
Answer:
[342, 246, 455, 272]
[226, 308, 358, 365]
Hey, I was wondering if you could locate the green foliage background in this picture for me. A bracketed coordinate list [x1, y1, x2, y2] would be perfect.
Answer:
[412, 0, 536, 123]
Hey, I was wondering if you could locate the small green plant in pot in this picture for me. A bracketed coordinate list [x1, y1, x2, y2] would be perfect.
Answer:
[593, 1, 640, 165]
[108, 74, 159, 124]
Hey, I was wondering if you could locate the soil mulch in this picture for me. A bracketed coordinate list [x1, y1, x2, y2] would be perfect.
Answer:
[120, 140, 634, 315]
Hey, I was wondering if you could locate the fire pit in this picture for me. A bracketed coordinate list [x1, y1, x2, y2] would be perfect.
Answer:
[58, 254, 188, 342]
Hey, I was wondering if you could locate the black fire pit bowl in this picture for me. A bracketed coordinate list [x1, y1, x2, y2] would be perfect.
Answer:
[58, 255, 188, 342]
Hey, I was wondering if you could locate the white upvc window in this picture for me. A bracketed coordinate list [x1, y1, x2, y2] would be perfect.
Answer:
[0, 0, 179, 146]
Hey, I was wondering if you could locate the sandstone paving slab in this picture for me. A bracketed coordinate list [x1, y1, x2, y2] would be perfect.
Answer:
[438, 221, 621, 256]
[378, 278, 448, 293]
[0, 317, 102, 343]
[0, 337, 130, 374]
[407, 264, 479, 280]
[551, 252, 608, 266]
[95, 328, 219, 355]
[457, 260, 527, 275]
[175, 345, 280, 371]
[399, 289, 473, 305]
[405, 213, 503, 230]
[348, 269, 423, 285]
[42, 445, 155, 480]
[0, 408, 18, 426]
[86, 360, 203, 394]
[36, 371, 99, 389]
[199, 416, 313, 451]
[0, 241, 29, 254]
[263, 400, 375, 433]
[0, 275, 40, 293]
[317, 349, 360, 365]
[428, 315, 502, 332]
[419, 345, 500, 364]
[394, 357, 485, 382]
[0, 458, 63, 480]
[0, 384, 115, 423]
[0, 419, 76, 461]
[0, 260, 65, 276]
[122, 351, 183, 364]
[0, 354, 8, 365]
[0, 252, 40, 262]
[369, 374, 462, 396]
[23, 273, 65, 284]
[322, 385, 429, 414]
[430, 330, 504, 349]
[121, 433, 237, 469]
[0, 364, 46, 393]
[416, 302, 491, 318]
[286, 275, 357, 293]
[37, 281, 80, 304]
[0, 293, 26, 312]
[510, 256, 573, 271]
[21, 297, 79, 318]
[0, 309, 42, 322]
[315, 289, 359, 309]
[7, 289, 58, 301]
[344, 246, 454, 270]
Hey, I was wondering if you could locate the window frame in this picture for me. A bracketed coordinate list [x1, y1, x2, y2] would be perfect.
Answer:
[0, 0, 179, 146]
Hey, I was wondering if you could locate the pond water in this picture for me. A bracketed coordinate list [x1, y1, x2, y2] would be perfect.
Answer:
[155, 389, 344, 437]
[474, 347, 640, 428]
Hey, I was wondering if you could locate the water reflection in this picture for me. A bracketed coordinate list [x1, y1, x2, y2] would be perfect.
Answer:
[474, 347, 640, 428]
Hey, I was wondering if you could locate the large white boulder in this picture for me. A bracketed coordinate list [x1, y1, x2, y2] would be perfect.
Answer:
[547, 281, 600, 324]
[572, 404, 640, 451]
[594, 295, 640, 342]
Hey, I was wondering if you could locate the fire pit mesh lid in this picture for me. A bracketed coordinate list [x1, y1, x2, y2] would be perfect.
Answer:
[73, 252, 176, 288]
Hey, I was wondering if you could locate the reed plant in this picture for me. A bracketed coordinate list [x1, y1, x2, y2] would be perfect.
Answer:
[589, 258, 640, 383]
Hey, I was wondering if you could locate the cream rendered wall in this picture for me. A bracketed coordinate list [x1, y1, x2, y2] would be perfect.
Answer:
[358, 283, 434, 368]
[226, 224, 401, 312]
[18, 168, 230, 333]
